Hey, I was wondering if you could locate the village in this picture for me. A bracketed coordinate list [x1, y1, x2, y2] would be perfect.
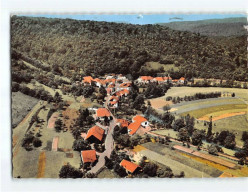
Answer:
[54, 73, 247, 177]
[11, 68, 248, 178]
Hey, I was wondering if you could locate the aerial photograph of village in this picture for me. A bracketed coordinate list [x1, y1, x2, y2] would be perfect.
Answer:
[11, 14, 248, 179]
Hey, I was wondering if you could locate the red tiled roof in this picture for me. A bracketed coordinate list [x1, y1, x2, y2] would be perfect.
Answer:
[133, 115, 147, 123]
[83, 76, 94, 83]
[109, 96, 119, 101]
[179, 77, 185, 80]
[119, 83, 132, 88]
[128, 115, 148, 135]
[128, 122, 141, 135]
[96, 108, 111, 117]
[81, 150, 97, 163]
[154, 77, 164, 82]
[140, 76, 153, 81]
[120, 159, 139, 173]
[108, 84, 115, 88]
[86, 125, 105, 141]
[109, 101, 118, 105]
[164, 77, 172, 80]
[123, 89, 130, 94]
[117, 119, 130, 127]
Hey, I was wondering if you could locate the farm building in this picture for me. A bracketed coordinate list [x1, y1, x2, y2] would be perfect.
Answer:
[81, 150, 97, 164]
[95, 108, 112, 120]
[117, 119, 130, 128]
[82, 76, 94, 85]
[120, 159, 140, 174]
[128, 115, 150, 135]
[137, 76, 153, 84]
[85, 125, 105, 143]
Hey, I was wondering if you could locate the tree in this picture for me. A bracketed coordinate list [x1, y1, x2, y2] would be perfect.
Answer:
[206, 116, 213, 142]
[177, 128, 190, 142]
[86, 116, 94, 125]
[72, 139, 91, 151]
[173, 118, 185, 131]
[33, 137, 42, 147]
[105, 156, 114, 169]
[54, 91, 62, 103]
[185, 114, 195, 135]
[223, 134, 236, 149]
[133, 94, 145, 110]
[114, 164, 127, 177]
[241, 131, 248, 142]
[163, 104, 171, 112]
[143, 163, 158, 177]
[191, 130, 204, 146]
[55, 119, 63, 132]
[59, 164, 83, 178]
[208, 144, 219, 155]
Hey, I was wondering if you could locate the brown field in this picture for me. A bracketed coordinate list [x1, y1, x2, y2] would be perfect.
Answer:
[198, 111, 246, 121]
[62, 106, 79, 130]
[37, 151, 46, 178]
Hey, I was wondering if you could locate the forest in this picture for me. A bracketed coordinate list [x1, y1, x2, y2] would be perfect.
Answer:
[11, 16, 248, 81]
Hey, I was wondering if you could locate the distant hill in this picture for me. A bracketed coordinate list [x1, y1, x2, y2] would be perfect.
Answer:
[158, 17, 248, 36]
[11, 16, 247, 82]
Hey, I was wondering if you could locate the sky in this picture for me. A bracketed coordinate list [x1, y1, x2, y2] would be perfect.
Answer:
[20, 14, 247, 25]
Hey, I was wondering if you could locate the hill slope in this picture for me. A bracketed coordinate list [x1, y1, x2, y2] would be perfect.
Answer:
[158, 17, 248, 36]
[11, 16, 247, 81]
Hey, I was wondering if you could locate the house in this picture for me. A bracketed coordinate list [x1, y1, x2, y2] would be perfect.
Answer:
[178, 77, 185, 84]
[118, 82, 132, 90]
[109, 96, 119, 102]
[120, 159, 140, 174]
[82, 76, 94, 85]
[108, 96, 119, 108]
[93, 78, 106, 88]
[117, 119, 130, 128]
[128, 115, 150, 135]
[109, 101, 118, 108]
[164, 76, 172, 83]
[153, 77, 165, 84]
[85, 125, 105, 143]
[137, 76, 153, 84]
[115, 89, 130, 97]
[96, 108, 111, 120]
[81, 150, 97, 164]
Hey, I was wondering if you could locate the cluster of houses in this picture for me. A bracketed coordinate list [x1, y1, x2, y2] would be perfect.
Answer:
[79, 106, 151, 173]
[79, 73, 152, 173]
[136, 76, 185, 85]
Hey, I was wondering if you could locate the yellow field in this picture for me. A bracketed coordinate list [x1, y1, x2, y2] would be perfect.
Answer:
[180, 104, 247, 119]
[180, 152, 248, 177]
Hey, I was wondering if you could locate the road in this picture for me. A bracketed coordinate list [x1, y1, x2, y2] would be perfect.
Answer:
[89, 94, 116, 174]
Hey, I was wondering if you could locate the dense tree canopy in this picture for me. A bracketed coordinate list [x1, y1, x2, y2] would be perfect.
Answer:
[11, 16, 248, 81]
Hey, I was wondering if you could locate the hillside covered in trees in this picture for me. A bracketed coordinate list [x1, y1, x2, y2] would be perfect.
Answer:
[11, 16, 248, 81]
[159, 17, 248, 37]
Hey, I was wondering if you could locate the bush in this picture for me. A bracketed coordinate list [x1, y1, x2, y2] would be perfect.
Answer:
[33, 137, 42, 147]
[208, 144, 219, 155]
[59, 164, 83, 178]
[72, 139, 91, 151]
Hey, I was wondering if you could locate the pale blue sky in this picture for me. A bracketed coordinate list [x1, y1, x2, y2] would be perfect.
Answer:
[20, 14, 246, 25]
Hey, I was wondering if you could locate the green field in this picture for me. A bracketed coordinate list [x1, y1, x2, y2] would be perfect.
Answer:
[195, 115, 248, 147]
[164, 87, 248, 102]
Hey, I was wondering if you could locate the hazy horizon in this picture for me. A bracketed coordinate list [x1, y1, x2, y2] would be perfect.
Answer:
[18, 14, 247, 25]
